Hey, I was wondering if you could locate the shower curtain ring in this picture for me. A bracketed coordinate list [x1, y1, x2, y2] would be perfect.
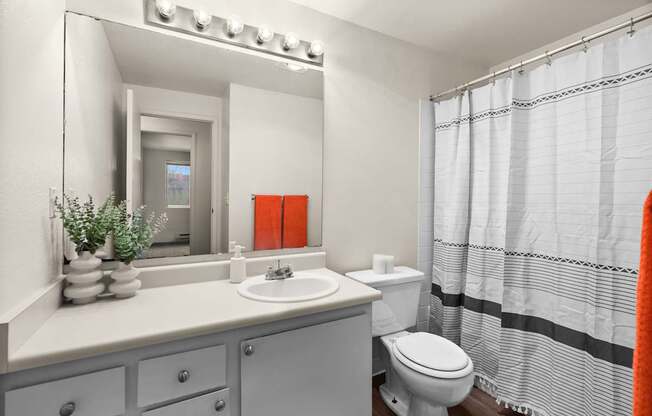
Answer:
[518, 61, 525, 75]
[627, 17, 636, 37]
[581, 36, 589, 53]
[492, 72, 496, 85]
[545, 51, 552, 66]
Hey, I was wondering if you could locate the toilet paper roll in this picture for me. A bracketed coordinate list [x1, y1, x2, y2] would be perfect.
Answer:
[372, 254, 395, 274]
[373, 254, 386, 274]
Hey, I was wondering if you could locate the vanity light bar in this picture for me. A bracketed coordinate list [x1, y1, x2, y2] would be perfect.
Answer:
[145, 0, 324, 67]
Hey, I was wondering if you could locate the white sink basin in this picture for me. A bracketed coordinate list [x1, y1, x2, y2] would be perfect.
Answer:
[237, 272, 339, 303]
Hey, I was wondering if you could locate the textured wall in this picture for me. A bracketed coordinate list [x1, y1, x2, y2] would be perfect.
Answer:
[0, 0, 66, 317]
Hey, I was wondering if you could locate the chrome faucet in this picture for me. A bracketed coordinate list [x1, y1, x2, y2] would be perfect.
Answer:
[265, 260, 294, 280]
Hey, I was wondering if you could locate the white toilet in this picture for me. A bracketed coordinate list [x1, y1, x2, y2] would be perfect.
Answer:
[346, 267, 474, 416]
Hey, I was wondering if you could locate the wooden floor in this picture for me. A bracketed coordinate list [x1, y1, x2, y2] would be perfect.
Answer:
[372, 374, 517, 416]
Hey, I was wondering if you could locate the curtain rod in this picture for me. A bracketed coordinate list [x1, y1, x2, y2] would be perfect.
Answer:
[429, 10, 652, 102]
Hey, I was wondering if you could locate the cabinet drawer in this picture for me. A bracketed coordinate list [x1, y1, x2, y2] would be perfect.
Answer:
[4, 367, 125, 416]
[138, 345, 226, 407]
[142, 388, 230, 416]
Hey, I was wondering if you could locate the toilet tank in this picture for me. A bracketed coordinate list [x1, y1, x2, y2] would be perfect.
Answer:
[346, 267, 425, 337]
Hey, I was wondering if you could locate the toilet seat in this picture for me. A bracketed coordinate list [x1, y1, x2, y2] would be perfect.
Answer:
[391, 332, 473, 379]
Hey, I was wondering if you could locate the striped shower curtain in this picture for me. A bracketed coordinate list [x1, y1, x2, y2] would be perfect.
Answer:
[430, 25, 652, 416]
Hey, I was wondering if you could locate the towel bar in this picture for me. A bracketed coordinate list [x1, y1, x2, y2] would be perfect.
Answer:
[251, 194, 309, 200]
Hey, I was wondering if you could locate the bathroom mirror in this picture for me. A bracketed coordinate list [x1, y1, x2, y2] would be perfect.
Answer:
[63, 12, 323, 263]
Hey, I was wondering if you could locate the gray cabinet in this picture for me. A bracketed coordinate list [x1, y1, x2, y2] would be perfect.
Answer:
[137, 345, 226, 407]
[240, 314, 371, 416]
[4, 367, 125, 416]
[0, 304, 372, 416]
[142, 389, 230, 416]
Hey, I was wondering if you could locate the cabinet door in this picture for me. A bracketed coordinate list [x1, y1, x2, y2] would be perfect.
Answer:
[4, 367, 125, 416]
[240, 314, 371, 416]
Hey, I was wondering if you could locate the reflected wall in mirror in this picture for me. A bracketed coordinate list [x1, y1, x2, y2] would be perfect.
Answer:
[64, 12, 323, 262]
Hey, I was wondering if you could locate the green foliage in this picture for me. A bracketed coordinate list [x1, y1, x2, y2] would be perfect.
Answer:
[112, 201, 168, 264]
[55, 193, 116, 254]
[55, 193, 167, 262]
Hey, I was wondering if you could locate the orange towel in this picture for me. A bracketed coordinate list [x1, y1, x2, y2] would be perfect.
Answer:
[282, 195, 308, 248]
[634, 190, 652, 416]
[254, 195, 282, 250]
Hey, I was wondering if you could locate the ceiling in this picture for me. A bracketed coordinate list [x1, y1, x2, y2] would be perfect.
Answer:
[102, 21, 323, 99]
[289, 0, 651, 67]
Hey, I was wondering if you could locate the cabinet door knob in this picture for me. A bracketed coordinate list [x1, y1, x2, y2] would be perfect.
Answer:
[59, 402, 76, 416]
[214, 399, 226, 412]
[243, 344, 255, 356]
[178, 369, 190, 383]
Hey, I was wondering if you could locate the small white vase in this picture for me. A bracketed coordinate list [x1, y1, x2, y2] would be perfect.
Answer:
[63, 251, 104, 305]
[109, 262, 141, 298]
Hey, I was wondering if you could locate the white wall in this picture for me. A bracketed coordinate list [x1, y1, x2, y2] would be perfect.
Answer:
[0, 0, 66, 317]
[228, 84, 323, 250]
[417, 100, 436, 334]
[65, 0, 487, 274]
[221, 87, 231, 253]
[126, 89, 144, 212]
[140, 117, 213, 255]
[142, 141, 191, 244]
[65, 13, 124, 202]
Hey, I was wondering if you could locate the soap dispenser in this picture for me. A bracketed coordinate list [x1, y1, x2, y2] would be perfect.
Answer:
[230, 245, 246, 283]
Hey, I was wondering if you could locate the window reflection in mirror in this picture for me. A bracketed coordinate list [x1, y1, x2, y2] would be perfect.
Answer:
[63, 12, 323, 263]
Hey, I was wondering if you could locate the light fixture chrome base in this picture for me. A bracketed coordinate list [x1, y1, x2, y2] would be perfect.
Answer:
[145, 0, 323, 67]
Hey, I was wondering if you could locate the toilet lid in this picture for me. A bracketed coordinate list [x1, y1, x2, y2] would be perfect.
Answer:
[395, 332, 469, 372]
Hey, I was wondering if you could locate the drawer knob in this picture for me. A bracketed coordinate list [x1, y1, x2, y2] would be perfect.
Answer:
[59, 402, 76, 416]
[214, 399, 226, 412]
[243, 344, 255, 356]
[177, 369, 191, 383]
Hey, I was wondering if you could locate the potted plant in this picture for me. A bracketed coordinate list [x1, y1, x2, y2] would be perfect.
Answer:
[55, 193, 116, 304]
[109, 201, 167, 298]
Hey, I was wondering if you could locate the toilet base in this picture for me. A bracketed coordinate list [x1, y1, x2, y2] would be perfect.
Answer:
[379, 383, 448, 416]
[407, 396, 448, 416]
[379, 384, 408, 416]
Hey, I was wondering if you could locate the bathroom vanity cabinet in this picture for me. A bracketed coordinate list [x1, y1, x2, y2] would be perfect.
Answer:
[241, 315, 369, 416]
[0, 272, 378, 416]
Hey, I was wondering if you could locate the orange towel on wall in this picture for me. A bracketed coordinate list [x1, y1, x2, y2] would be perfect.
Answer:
[254, 195, 282, 250]
[282, 195, 308, 248]
[634, 190, 652, 416]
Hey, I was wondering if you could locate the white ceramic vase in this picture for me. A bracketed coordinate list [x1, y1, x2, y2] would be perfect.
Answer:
[63, 251, 104, 304]
[109, 262, 141, 298]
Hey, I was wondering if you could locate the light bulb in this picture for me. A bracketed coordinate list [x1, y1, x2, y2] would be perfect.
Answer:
[286, 63, 307, 72]
[308, 40, 324, 57]
[257, 25, 274, 44]
[193, 9, 212, 29]
[282, 32, 301, 51]
[155, 0, 176, 19]
[226, 15, 244, 37]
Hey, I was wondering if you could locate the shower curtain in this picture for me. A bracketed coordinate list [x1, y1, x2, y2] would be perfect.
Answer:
[430, 25, 652, 416]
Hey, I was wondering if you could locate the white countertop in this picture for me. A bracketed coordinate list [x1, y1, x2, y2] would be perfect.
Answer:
[8, 269, 381, 373]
